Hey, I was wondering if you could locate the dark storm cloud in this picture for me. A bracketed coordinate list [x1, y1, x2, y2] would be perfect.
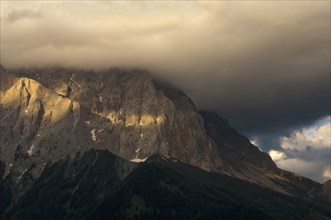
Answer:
[7, 9, 43, 22]
[0, 1, 330, 137]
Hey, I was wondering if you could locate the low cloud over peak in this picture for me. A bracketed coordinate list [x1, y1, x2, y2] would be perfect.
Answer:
[1, 1, 330, 181]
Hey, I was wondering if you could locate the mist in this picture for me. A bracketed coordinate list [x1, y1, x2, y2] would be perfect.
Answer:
[1, 1, 330, 160]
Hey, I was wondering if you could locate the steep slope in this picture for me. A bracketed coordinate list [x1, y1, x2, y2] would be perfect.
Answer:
[0, 66, 222, 213]
[309, 180, 331, 202]
[201, 111, 323, 197]
[5, 150, 331, 220]
[6, 149, 136, 219]
[200, 111, 277, 172]
[11, 67, 221, 171]
[0, 67, 82, 201]
[0, 161, 11, 213]
[319, 181, 331, 202]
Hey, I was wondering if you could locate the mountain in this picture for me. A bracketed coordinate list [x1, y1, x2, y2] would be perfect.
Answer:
[201, 111, 323, 197]
[5, 149, 331, 220]
[309, 180, 331, 202]
[3, 66, 221, 169]
[0, 65, 330, 219]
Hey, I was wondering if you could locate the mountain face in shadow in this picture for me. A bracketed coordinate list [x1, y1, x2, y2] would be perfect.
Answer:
[0, 65, 330, 219]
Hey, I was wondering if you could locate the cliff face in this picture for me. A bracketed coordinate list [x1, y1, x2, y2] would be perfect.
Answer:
[308, 180, 331, 202]
[201, 111, 277, 172]
[0, 68, 81, 193]
[319, 180, 331, 202]
[0, 67, 222, 191]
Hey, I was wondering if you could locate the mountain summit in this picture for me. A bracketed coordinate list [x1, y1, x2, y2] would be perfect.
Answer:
[0, 66, 330, 218]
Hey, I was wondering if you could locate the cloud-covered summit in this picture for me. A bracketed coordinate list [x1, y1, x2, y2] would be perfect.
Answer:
[1, 1, 330, 182]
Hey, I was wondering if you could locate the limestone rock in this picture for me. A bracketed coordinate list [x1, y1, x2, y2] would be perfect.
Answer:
[0, 68, 81, 194]
[1, 65, 327, 201]
[1, 67, 222, 192]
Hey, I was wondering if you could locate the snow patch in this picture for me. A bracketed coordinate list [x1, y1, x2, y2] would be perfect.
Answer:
[41, 162, 47, 172]
[69, 74, 81, 88]
[98, 129, 104, 132]
[16, 169, 28, 183]
[85, 120, 91, 125]
[75, 82, 81, 88]
[135, 148, 141, 153]
[130, 157, 148, 163]
[91, 129, 97, 142]
[99, 95, 103, 102]
[140, 133, 144, 138]
[27, 144, 35, 156]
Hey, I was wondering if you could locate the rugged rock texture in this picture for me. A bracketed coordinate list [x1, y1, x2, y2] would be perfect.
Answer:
[0, 67, 83, 200]
[0, 65, 329, 209]
[319, 180, 331, 202]
[17, 67, 221, 168]
[201, 111, 277, 171]
[308, 180, 331, 202]
[1, 66, 222, 195]
[201, 111, 280, 189]
[201, 111, 325, 196]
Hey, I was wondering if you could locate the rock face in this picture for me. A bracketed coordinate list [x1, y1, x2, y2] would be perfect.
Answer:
[308, 180, 331, 202]
[319, 180, 331, 202]
[201, 111, 281, 190]
[0, 66, 221, 191]
[201, 111, 277, 171]
[0, 67, 82, 197]
[0, 65, 329, 204]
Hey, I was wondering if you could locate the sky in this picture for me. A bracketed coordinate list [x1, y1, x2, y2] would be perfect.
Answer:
[0, 1, 330, 183]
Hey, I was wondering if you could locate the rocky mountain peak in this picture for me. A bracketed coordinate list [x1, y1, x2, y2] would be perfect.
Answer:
[0, 65, 327, 203]
[0, 67, 222, 190]
[200, 111, 277, 171]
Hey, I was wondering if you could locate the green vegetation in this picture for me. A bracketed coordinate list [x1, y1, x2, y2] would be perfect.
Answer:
[126, 194, 153, 218]
[2, 150, 331, 220]
[160, 180, 181, 193]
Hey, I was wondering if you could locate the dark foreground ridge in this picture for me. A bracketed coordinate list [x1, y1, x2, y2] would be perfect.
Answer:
[3, 149, 331, 220]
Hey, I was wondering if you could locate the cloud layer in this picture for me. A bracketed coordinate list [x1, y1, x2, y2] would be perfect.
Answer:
[267, 116, 330, 183]
[1, 1, 329, 136]
[280, 119, 331, 151]
[1, 1, 330, 182]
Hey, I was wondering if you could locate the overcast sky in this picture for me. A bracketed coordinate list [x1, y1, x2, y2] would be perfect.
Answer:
[0, 1, 330, 183]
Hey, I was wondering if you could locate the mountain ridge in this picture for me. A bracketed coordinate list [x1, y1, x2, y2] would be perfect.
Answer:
[4, 149, 331, 220]
[0, 65, 330, 218]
